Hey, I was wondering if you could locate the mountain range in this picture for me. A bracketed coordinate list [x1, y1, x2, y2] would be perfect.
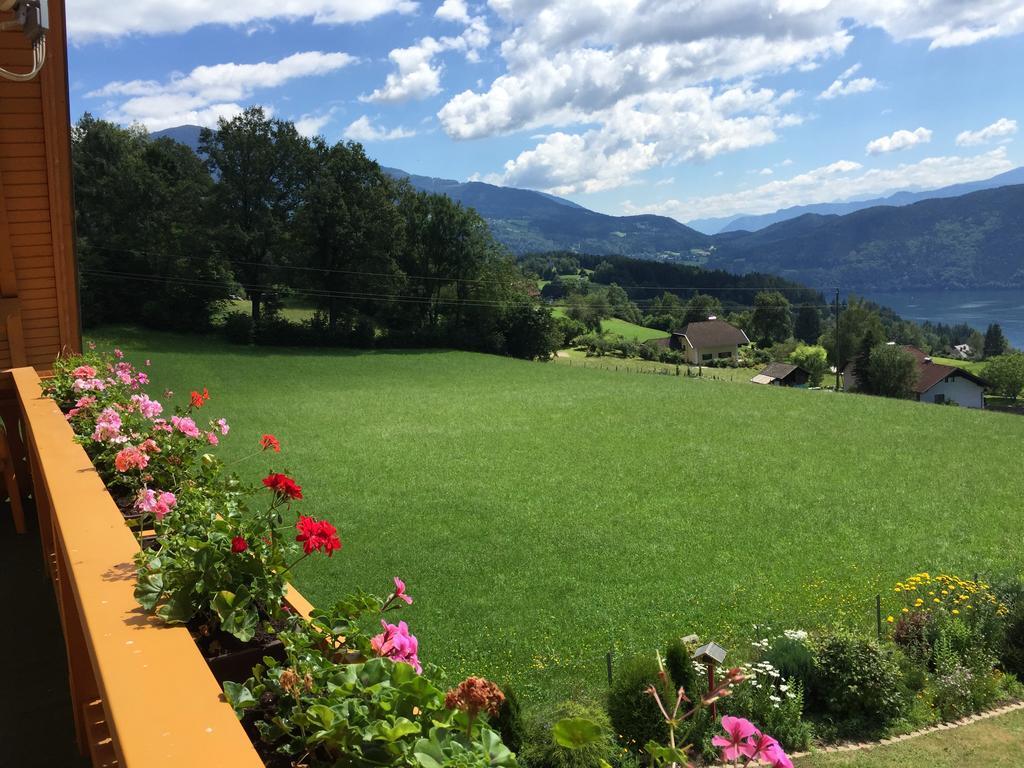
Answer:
[152, 124, 1024, 292]
[687, 166, 1024, 234]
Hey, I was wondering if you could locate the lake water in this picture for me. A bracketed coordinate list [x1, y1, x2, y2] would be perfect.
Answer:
[862, 290, 1024, 350]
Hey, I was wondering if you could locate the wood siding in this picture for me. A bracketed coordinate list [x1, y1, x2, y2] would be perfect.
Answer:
[0, 0, 78, 377]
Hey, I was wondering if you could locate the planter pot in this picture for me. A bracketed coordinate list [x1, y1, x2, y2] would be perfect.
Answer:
[206, 637, 287, 685]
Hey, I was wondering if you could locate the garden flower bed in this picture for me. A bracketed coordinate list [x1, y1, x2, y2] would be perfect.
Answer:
[18, 345, 1024, 768]
[28, 349, 521, 768]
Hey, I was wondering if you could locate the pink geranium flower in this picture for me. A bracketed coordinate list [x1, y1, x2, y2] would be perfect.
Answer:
[206, 431, 219, 446]
[742, 732, 783, 764]
[370, 619, 422, 673]
[72, 365, 96, 379]
[130, 394, 163, 419]
[114, 445, 149, 472]
[170, 415, 201, 438]
[135, 489, 177, 519]
[393, 577, 413, 605]
[91, 408, 122, 442]
[713, 716, 758, 762]
[114, 348, 124, 359]
[216, 418, 230, 435]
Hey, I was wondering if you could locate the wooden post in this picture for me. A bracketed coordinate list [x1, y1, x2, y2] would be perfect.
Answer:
[708, 661, 717, 721]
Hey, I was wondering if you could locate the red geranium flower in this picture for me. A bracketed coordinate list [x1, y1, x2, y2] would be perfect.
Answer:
[295, 515, 342, 556]
[231, 536, 248, 553]
[190, 388, 210, 408]
[262, 472, 303, 500]
[260, 433, 281, 452]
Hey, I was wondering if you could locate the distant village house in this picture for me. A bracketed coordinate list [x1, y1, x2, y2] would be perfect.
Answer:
[751, 363, 811, 387]
[670, 317, 750, 365]
[845, 345, 986, 408]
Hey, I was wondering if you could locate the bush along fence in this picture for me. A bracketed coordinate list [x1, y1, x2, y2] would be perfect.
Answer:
[32, 346, 1024, 768]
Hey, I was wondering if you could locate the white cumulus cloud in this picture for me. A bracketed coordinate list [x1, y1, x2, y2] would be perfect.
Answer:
[68, 0, 415, 41]
[865, 127, 932, 155]
[818, 63, 880, 99]
[69, 0, 418, 42]
[626, 148, 1013, 221]
[435, 0, 470, 23]
[343, 115, 416, 141]
[955, 117, 1018, 146]
[86, 51, 357, 131]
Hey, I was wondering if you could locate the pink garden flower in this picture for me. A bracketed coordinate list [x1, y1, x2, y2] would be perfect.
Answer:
[73, 377, 106, 393]
[216, 418, 230, 436]
[742, 732, 787, 766]
[114, 348, 124, 359]
[130, 394, 163, 419]
[135, 488, 177, 519]
[206, 431, 219, 446]
[170, 415, 201, 438]
[393, 577, 413, 605]
[72, 365, 96, 379]
[713, 716, 759, 762]
[114, 445, 149, 472]
[370, 619, 421, 673]
[91, 408, 122, 442]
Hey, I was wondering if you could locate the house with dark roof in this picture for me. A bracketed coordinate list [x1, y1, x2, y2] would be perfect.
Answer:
[751, 363, 811, 387]
[845, 345, 986, 408]
[670, 317, 750, 365]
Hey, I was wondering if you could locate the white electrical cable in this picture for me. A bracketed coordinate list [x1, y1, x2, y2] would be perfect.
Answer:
[0, 34, 45, 81]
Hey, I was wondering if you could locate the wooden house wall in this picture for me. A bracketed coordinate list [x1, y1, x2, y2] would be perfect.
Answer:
[0, 0, 78, 376]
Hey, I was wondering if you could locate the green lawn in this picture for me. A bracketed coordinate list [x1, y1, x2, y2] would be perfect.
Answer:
[795, 709, 1024, 767]
[550, 307, 669, 342]
[87, 327, 1024, 706]
[930, 356, 985, 375]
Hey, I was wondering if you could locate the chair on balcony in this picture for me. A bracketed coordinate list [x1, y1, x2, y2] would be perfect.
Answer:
[0, 425, 25, 533]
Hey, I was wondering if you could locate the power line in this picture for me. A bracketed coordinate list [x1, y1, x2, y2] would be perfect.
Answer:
[83, 242, 825, 295]
[80, 268, 841, 312]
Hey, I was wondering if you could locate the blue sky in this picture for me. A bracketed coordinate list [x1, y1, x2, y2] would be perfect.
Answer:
[67, 1, 1023, 224]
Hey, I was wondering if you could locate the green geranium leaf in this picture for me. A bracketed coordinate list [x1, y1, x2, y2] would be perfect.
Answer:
[375, 718, 421, 742]
[223, 681, 256, 710]
[553, 718, 604, 750]
[134, 571, 164, 610]
[306, 704, 336, 730]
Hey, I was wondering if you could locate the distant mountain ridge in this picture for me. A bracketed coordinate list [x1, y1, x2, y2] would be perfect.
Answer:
[710, 184, 1024, 291]
[687, 166, 1024, 234]
[152, 124, 204, 152]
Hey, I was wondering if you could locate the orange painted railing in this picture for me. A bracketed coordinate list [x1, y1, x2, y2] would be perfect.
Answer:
[11, 367, 309, 767]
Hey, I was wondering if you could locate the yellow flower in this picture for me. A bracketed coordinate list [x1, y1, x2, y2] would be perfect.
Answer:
[952, 609, 960, 615]
[886, 615, 895, 623]
[914, 598, 924, 607]
[902, 608, 910, 613]
[933, 598, 941, 604]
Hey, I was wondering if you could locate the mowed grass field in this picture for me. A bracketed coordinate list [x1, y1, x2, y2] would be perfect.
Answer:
[88, 327, 1024, 705]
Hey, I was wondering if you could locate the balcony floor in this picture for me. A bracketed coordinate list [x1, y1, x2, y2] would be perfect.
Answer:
[1, 502, 91, 768]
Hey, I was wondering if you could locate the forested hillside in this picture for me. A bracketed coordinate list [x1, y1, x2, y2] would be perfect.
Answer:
[711, 185, 1024, 290]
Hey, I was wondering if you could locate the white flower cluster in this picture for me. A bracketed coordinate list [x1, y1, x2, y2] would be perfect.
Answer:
[783, 629, 808, 642]
[736, 660, 799, 708]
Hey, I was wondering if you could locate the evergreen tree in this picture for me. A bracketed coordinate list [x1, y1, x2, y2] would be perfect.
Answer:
[682, 293, 723, 325]
[750, 291, 793, 347]
[794, 304, 822, 344]
[984, 323, 1008, 358]
[853, 327, 883, 393]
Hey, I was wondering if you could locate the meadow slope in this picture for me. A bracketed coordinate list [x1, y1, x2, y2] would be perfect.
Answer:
[89, 327, 1024, 703]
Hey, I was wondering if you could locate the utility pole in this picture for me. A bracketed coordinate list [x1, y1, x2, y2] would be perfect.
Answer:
[834, 288, 841, 391]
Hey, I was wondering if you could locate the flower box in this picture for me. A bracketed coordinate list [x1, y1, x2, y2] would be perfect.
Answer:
[10, 365, 311, 766]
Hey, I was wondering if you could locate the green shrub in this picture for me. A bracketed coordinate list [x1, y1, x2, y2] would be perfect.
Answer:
[222, 311, 253, 344]
[766, 635, 815, 687]
[892, 611, 932, 665]
[607, 654, 669, 752]
[994, 575, 1024, 676]
[492, 685, 526, 756]
[521, 699, 617, 768]
[664, 637, 699, 699]
[807, 632, 907, 736]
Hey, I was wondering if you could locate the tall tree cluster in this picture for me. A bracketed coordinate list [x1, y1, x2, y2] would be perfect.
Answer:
[71, 108, 558, 359]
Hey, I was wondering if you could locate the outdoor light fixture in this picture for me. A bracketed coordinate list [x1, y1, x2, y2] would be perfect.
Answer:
[0, 0, 47, 81]
[692, 640, 728, 719]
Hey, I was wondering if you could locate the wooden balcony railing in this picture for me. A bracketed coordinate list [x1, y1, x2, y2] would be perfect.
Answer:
[11, 366, 311, 767]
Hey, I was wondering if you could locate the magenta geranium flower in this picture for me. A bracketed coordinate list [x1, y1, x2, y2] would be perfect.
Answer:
[91, 408, 122, 442]
[713, 716, 758, 762]
[742, 732, 782, 763]
[370, 619, 422, 673]
[393, 577, 413, 605]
